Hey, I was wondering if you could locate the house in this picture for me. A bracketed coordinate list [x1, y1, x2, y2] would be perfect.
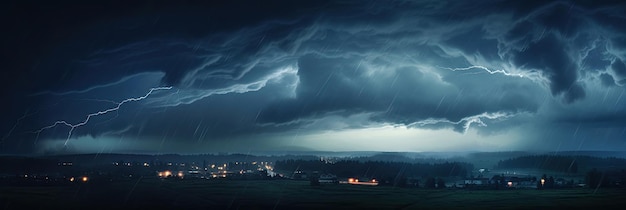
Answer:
[454, 178, 489, 188]
[58, 162, 73, 166]
[318, 174, 338, 184]
[464, 178, 489, 185]
[502, 176, 536, 189]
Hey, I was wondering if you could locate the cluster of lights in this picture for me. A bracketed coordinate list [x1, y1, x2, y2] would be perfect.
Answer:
[347, 178, 378, 185]
[157, 170, 184, 178]
[158, 170, 172, 177]
[347, 178, 377, 183]
[68, 176, 88, 182]
[210, 174, 227, 178]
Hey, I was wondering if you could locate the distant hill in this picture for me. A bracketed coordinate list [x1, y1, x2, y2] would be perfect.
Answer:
[549, 151, 626, 159]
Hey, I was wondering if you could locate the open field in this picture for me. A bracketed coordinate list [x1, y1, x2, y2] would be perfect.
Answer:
[2, 178, 625, 209]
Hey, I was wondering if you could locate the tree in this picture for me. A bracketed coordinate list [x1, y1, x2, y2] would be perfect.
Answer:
[547, 176, 555, 189]
[425, 177, 436, 189]
[309, 174, 320, 186]
[586, 168, 602, 188]
[436, 177, 446, 189]
[412, 179, 420, 188]
[537, 174, 548, 190]
[394, 176, 408, 188]
[569, 161, 578, 173]
[492, 175, 504, 190]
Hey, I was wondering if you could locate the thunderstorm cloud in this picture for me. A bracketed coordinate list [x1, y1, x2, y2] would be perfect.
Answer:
[1, 0, 625, 154]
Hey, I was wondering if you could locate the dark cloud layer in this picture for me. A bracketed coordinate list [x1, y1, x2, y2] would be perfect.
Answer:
[1, 0, 625, 154]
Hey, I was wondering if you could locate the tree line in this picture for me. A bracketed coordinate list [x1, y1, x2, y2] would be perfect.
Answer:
[495, 155, 579, 173]
[495, 155, 626, 173]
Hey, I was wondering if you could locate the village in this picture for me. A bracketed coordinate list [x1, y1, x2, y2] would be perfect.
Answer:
[2, 153, 624, 191]
[291, 169, 585, 190]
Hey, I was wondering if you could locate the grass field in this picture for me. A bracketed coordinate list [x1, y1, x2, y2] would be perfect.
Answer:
[2, 178, 625, 209]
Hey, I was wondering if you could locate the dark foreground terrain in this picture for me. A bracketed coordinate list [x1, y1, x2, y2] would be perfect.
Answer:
[2, 178, 625, 209]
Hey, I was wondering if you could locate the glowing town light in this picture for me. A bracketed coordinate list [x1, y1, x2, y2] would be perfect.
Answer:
[372, 179, 377, 183]
[69, 177, 75, 182]
[348, 178, 355, 183]
[507, 181, 513, 187]
[81, 176, 88, 182]
[177, 171, 184, 177]
[541, 179, 545, 186]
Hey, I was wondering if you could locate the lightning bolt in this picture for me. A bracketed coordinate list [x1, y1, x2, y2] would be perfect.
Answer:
[32, 86, 172, 146]
[441, 65, 550, 86]
[441, 65, 525, 78]
[149, 65, 298, 107]
[408, 112, 514, 134]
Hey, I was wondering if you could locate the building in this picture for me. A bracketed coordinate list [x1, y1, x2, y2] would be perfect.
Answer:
[318, 174, 338, 184]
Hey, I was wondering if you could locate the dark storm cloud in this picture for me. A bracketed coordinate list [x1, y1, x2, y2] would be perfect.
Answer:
[612, 59, 626, 85]
[509, 34, 586, 103]
[2, 0, 626, 154]
[599, 73, 617, 86]
[258, 54, 539, 127]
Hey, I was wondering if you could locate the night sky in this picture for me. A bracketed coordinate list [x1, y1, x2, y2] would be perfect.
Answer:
[1, 0, 625, 155]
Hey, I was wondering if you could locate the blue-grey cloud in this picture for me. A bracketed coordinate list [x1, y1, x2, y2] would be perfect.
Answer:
[2, 0, 626, 154]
